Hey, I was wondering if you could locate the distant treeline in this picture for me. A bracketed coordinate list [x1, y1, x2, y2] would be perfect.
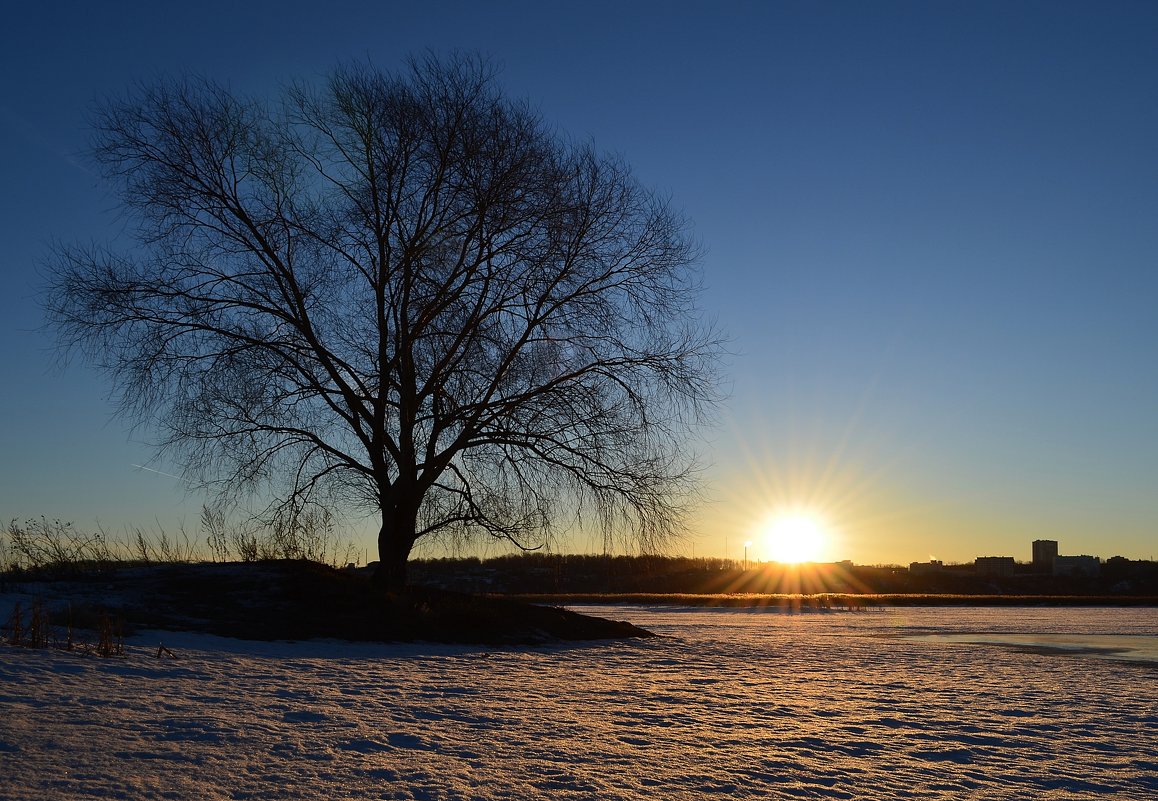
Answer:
[407, 553, 1158, 598]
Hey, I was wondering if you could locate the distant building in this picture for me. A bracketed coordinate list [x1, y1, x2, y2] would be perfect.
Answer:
[1053, 555, 1100, 578]
[1032, 539, 1058, 572]
[909, 560, 943, 574]
[975, 556, 1016, 577]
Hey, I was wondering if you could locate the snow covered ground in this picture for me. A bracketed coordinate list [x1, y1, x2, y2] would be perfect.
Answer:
[1, 603, 1155, 800]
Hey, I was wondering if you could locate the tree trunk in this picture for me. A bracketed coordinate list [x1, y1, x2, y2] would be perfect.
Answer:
[372, 500, 418, 592]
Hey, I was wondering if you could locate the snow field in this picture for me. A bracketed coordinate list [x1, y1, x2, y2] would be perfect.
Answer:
[1, 606, 1155, 800]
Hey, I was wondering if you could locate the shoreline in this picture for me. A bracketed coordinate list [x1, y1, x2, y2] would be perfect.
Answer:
[502, 592, 1158, 608]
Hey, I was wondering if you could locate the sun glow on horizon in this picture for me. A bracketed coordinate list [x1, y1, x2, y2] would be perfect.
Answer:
[700, 418, 904, 565]
[761, 511, 831, 564]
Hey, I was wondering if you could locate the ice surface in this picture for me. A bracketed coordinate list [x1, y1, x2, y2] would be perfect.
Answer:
[911, 632, 1158, 662]
[1, 604, 1155, 799]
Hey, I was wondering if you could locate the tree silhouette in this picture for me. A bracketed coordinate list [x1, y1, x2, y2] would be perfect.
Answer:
[46, 54, 722, 589]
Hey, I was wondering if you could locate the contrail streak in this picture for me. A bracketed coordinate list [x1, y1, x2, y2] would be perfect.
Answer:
[131, 464, 184, 481]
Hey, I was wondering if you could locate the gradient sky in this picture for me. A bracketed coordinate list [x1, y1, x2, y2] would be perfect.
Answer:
[3, 1, 1156, 565]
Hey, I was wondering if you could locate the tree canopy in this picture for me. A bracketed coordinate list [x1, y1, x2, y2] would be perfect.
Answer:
[46, 54, 723, 588]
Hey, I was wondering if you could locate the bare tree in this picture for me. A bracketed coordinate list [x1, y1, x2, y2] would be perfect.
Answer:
[46, 54, 723, 590]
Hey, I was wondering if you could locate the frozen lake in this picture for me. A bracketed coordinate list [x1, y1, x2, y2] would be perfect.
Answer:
[1, 604, 1156, 799]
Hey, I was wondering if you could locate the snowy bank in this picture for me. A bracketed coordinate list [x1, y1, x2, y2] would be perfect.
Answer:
[0, 560, 653, 645]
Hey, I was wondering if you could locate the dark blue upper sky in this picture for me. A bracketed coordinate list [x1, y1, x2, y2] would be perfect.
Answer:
[3, 1, 1156, 563]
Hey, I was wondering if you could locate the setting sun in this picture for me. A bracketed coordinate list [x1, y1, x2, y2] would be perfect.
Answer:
[762, 512, 830, 564]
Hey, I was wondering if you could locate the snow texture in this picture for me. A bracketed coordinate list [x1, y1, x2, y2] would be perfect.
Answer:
[1, 604, 1155, 800]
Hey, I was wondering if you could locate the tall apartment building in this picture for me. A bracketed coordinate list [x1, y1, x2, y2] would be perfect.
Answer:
[1032, 539, 1058, 572]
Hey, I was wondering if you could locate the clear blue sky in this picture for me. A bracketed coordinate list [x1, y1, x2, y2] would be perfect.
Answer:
[3, 1, 1156, 565]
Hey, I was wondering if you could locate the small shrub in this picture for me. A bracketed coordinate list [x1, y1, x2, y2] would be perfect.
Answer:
[0, 530, 13, 574]
[3, 600, 51, 648]
[267, 505, 358, 566]
[2, 600, 126, 657]
[6, 517, 116, 572]
[201, 505, 232, 562]
[3, 601, 23, 646]
[200, 504, 358, 567]
[3, 508, 359, 573]
[95, 612, 124, 658]
[126, 524, 198, 563]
